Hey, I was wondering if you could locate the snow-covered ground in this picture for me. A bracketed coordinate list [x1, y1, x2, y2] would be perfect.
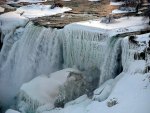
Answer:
[66, 17, 149, 36]
[7, 0, 47, 4]
[5, 109, 20, 113]
[16, 4, 72, 18]
[112, 8, 135, 14]
[41, 73, 150, 113]
[88, 0, 100, 2]
[110, 2, 124, 6]
[0, 6, 5, 13]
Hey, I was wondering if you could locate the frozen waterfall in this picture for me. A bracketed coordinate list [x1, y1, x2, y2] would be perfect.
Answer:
[0, 21, 135, 111]
[0, 23, 63, 108]
[99, 36, 122, 85]
[62, 25, 123, 85]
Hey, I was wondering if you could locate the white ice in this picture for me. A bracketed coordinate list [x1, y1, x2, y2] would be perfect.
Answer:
[0, 11, 29, 40]
[5, 109, 20, 113]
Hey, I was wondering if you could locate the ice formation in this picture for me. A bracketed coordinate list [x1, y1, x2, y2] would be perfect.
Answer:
[0, 12, 29, 41]
[17, 68, 92, 113]
[0, 16, 150, 113]
[0, 23, 62, 108]
[62, 24, 107, 71]
[37, 33, 150, 113]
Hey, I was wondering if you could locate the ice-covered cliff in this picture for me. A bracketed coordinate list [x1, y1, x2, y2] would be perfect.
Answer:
[0, 16, 150, 113]
[35, 33, 150, 113]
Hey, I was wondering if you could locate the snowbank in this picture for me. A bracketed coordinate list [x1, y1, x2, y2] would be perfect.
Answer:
[62, 0, 71, 1]
[87, 73, 150, 113]
[0, 6, 5, 13]
[5, 109, 20, 113]
[16, 4, 72, 18]
[66, 17, 149, 36]
[110, 2, 124, 6]
[7, 0, 47, 4]
[88, 0, 100, 2]
[112, 9, 135, 14]
[41, 95, 91, 113]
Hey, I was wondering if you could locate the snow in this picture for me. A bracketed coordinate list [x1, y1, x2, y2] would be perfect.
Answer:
[19, 68, 79, 104]
[128, 60, 146, 74]
[121, 33, 150, 72]
[67, 17, 149, 36]
[136, 33, 150, 42]
[42, 95, 91, 113]
[88, 0, 100, 2]
[17, 68, 73, 113]
[62, 0, 71, 1]
[16, 4, 72, 18]
[5, 109, 20, 113]
[112, 9, 135, 14]
[92, 73, 123, 102]
[86, 73, 150, 113]
[75, 17, 148, 32]
[42, 63, 150, 113]
[7, 0, 47, 4]
[17, 68, 88, 113]
[0, 6, 5, 13]
[110, 2, 124, 6]
[0, 11, 29, 40]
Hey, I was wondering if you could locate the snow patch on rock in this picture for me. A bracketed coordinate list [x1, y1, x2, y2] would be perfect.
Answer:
[16, 4, 72, 18]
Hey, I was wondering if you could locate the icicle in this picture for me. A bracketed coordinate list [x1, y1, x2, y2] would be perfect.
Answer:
[62, 25, 108, 71]
[99, 36, 122, 85]
[0, 27, 24, 68]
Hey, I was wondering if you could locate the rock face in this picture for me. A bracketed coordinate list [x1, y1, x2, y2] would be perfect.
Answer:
[54, 71, 87, 107]
[107, 98, 118, 107]
[32, 13, 99, 29]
